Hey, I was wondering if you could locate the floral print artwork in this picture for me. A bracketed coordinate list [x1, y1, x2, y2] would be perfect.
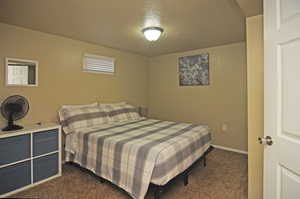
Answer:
[179, 53, 209, 86]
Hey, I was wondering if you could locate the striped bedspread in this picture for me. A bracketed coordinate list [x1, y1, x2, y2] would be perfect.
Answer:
[65, 118, 211, 199]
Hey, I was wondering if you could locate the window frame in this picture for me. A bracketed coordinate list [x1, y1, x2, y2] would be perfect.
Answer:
[82, 53, 115, 75]
[5, 57, 39, 87]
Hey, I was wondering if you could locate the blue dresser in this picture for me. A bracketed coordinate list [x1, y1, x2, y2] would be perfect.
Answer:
[0, 123, 61, 197]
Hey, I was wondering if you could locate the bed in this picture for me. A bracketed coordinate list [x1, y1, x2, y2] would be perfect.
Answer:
[60, 104, 212, 199]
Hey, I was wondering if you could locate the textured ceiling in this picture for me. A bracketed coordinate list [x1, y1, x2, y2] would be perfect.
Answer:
[0, 0, 246, 57]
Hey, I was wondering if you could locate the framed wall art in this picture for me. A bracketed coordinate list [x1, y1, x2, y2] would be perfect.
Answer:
[178, 53, 209, 86]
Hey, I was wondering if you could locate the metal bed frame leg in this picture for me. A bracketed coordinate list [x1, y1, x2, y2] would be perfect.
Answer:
[154, 185, 163, 199]
[152, 148, 213, 199]
[183, 171, 189, 186]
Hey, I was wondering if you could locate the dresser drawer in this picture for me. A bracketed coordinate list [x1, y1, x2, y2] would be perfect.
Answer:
[33, 129, 58, 156]
[0, 134, 30, 166]
[33, 153, 59, 183]
[0, 161, 31, 195]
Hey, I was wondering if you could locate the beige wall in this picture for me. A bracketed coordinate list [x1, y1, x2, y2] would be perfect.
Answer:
[246, 15, 264, 199]
[148, 42, 248, 151]
[0, 22, 249, 153]
[0, 23, 149, 127]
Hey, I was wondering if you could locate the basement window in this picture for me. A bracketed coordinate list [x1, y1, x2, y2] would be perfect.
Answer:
[83, 53, 115, 74]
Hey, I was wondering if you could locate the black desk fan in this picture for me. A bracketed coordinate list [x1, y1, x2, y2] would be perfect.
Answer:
[1, 95, 29, 131]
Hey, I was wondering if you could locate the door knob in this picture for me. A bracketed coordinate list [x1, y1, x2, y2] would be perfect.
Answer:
[258, 136, 273, 146]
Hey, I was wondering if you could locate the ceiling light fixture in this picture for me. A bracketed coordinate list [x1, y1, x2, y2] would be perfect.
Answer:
[142, 27, 164, 41]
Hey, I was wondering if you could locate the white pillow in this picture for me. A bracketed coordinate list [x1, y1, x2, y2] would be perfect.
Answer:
[99, 103, 141, 122]
[61, 102, 98, 109]
[58, 106, 111, 134]
[98, 102, 126, 107]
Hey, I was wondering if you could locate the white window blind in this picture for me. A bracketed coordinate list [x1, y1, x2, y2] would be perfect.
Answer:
[83, 53, 115, 74]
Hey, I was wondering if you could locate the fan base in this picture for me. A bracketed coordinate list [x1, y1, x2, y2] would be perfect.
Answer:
[2, 124, 23, 131]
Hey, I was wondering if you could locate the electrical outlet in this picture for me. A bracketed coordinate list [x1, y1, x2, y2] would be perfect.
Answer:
[222, 123, 228, 132]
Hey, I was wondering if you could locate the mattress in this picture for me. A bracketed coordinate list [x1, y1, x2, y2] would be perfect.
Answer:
[65, 118, 211, 199]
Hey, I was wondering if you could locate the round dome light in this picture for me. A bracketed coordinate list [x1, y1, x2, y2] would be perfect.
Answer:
[142, 27, 164, 41]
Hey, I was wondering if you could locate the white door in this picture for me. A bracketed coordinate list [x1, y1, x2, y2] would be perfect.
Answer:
[264, 0, 300, 199]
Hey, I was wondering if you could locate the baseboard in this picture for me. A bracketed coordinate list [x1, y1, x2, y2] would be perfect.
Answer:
[212, 145, 248, 155]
